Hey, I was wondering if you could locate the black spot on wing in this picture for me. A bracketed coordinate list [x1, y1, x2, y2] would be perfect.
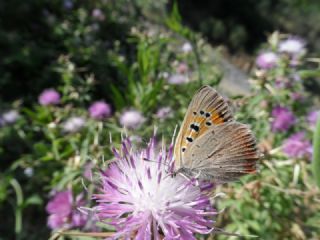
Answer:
[186, 137, 193, 142]
[190, 123, 200, 132]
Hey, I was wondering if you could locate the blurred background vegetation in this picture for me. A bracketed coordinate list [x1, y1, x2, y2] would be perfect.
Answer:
[1, 0, 320, 239]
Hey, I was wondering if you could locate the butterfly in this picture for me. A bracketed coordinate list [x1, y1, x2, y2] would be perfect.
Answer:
[173, 85, 259, 184]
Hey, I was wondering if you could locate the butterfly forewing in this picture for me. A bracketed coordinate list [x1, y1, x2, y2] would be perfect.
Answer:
[174, 86, 233, 169]
[183, 122, 259, 183]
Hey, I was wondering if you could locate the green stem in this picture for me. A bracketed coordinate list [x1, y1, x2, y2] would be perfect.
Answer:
[312, 117, 320, 188]
[192, 39, 203, 87]
[10, 179, 23, 235]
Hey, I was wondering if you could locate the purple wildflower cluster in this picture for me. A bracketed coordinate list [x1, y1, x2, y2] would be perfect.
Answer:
[282, 132, 312, 160]
[156, 106, 173, 120]
[119, 109, 145, 129]
[271, 106, 296, 132]
[46, 190, 87, 230]
[38, 89, 61, 106]
[92, 136, 216, 239]
[0, 110, 20, 127]
[62, 116, 86, 133]
[255, 37, 305, 70]
[256, 52, 278, 69]
[307, 110, 319, 127]
[88, 101, 112, 120]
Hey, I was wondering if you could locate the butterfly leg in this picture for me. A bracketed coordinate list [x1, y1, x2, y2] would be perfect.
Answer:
[192, 170, 202, 186]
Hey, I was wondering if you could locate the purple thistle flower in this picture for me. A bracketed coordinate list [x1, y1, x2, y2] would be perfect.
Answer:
[307, 110, 319, 127]
[92, 8, 105, 21]
[46, 190, 87, 230]
[156, 107, 173, 120]
[168, 73, 188, 85]
[92, 136, 216, 239]
[271, 106, 296, 132]
[38, 89, 61, 106]
[176, 62, 189, 74]
[62, 116, 86, 133]
[291, 92, 304, 102]
[0, 110, 20, 126]
[181, 42, 193, 53]
[89, 101, 112, 120]
[282, 132, 313, 160]
[279, 37, 306, 55]
[63, 0, 73, 9]
[256, 52, 278, 69]
[119, 109, 145, 129]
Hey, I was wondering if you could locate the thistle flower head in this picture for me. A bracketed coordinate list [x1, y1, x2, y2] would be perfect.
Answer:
[38, 89, 61, 106]
[92, 136, 216, 239]
[307, 110, 319, 127]
[282, 132, 312, 160]
[156, 107, 173, 120]
[46, 190, 87, 230]
[0, 110, 19, 126]
[181, 42, 193, 53]
[89, 101, 112, 120]
[168, 74, 188, 85]
[271, 106, 296, 132]
[279, 37, 306, 55]
[256, 52, 278, 69]
[62, 116, 86, 133]
[119, 109, 145, 129]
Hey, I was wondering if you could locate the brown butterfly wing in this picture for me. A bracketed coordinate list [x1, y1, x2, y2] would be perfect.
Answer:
[174, 86, 233, 169]
[183, 122, 259, 183]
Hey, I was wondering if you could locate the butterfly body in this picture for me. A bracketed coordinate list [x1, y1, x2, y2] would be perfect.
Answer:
[173, 86, 259, 184]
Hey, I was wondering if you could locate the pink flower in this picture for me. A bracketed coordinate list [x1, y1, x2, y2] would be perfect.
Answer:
[279, 37, 306, 55]
[271, 106, 296, 132]
[38, 89, 60, 106]
[156, 107, 173, 120]
[62, 116, 86, 133]
[177, 63, 189, 74]
[256, 52, 278, 69]
[89, 101, 112, 120]
[282, 132, 312, 160]
[0, 110, 19, 126]
[168, 74, 188, 85]
[91, 136, 216, 239]
[181, 42, 193, 53]
[46, 190, 87, 230]
[119, 109, 145, 129]
[307, 110, 319, 127]
[92, 8, 105, 21]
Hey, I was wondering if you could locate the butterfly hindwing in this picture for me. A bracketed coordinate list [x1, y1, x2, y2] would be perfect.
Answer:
[183, 122, 259, 183]
[174, 86, 233, 168]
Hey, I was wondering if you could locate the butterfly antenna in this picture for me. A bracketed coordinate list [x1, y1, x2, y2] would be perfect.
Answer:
[142, 158, 170, 167]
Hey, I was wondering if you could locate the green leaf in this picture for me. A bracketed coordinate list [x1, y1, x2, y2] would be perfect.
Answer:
[312, 117, 320, 188]
[24, 195, 43, 207]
